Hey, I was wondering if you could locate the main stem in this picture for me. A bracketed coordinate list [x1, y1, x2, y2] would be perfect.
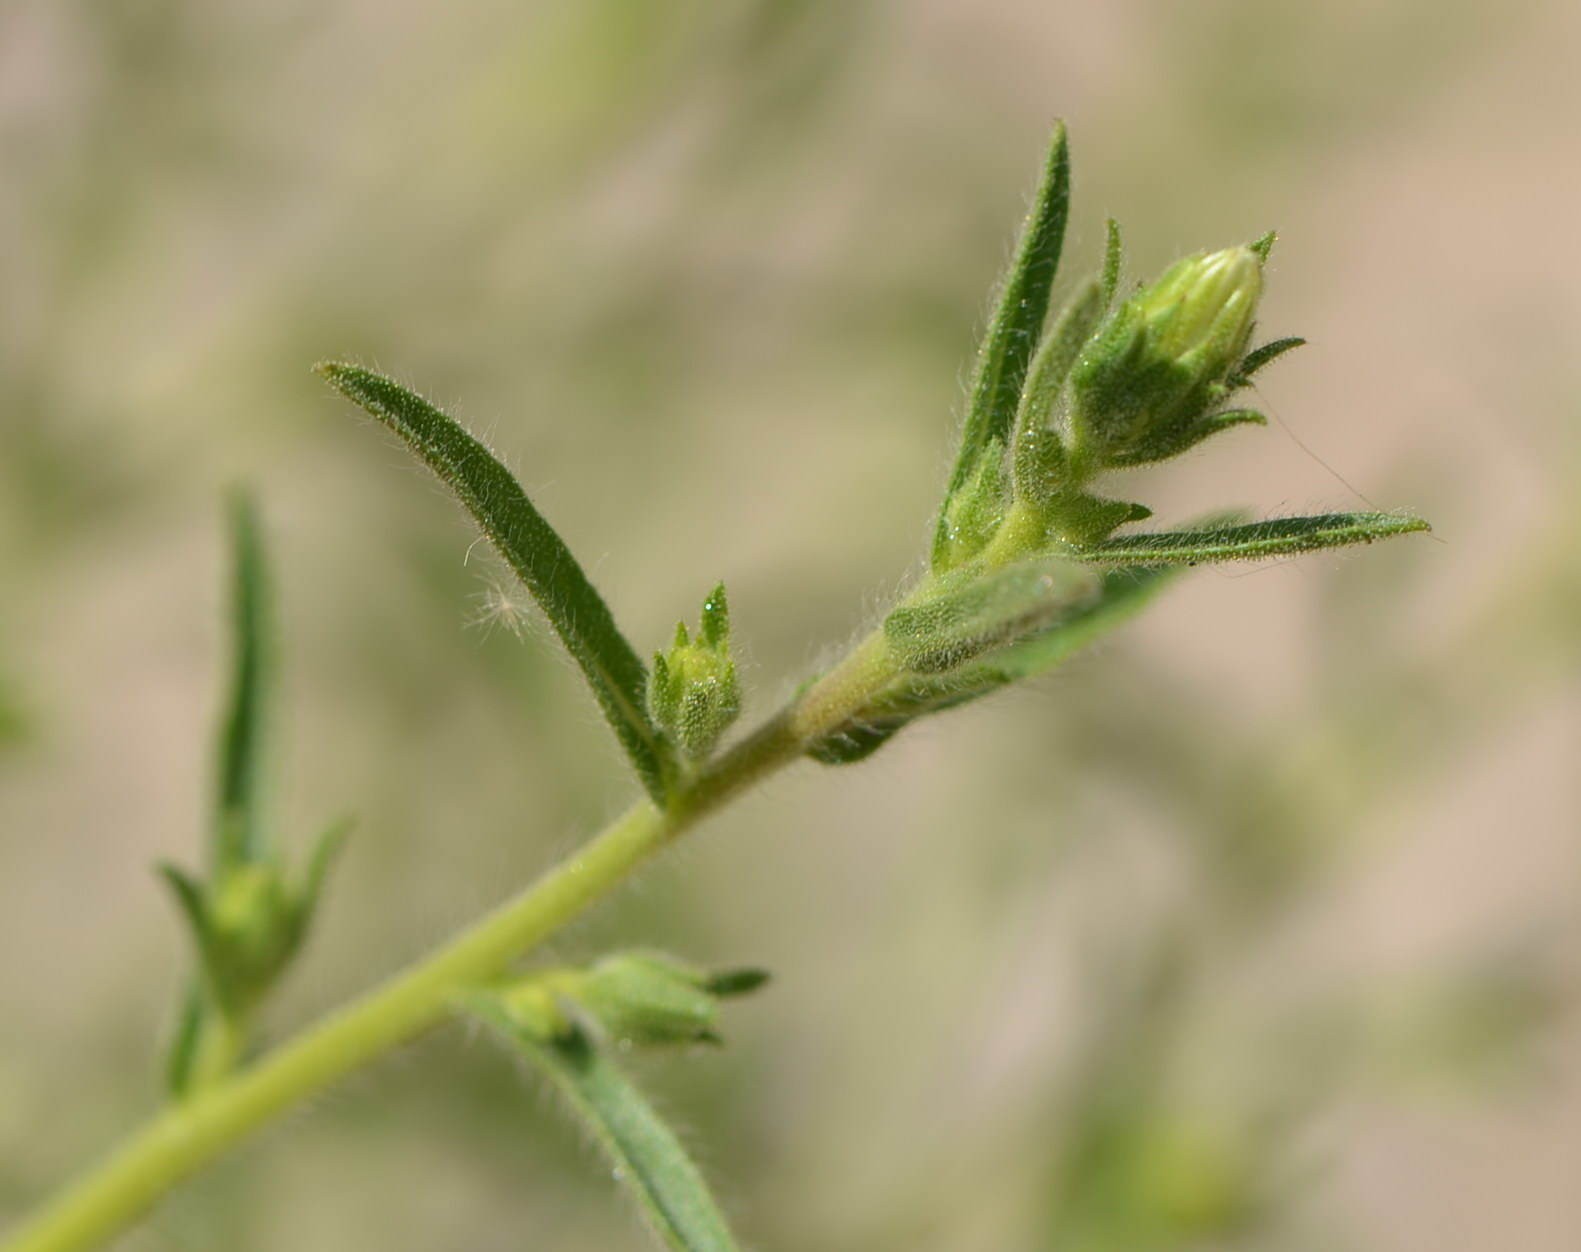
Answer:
[2, 632, 895, 1252]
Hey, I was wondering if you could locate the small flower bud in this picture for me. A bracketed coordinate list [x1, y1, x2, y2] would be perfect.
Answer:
[209, 864, 300, 982]
[1069, 245, 1265, 468]
[1136, 246, 1262, 366]
[649, 584, 741, 760]
[573, 954, 724, 1047]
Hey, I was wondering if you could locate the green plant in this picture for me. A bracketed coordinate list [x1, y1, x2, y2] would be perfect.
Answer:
[0, 124, 1427, 1252]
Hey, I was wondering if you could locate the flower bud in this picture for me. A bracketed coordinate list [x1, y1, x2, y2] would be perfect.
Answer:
[572, 953, 724, 1047]
[1069, 245, 1265, 468]
[649, 584, 741, 760]
[1137, 246, 1262, 365]
[209, 863, 300, 988]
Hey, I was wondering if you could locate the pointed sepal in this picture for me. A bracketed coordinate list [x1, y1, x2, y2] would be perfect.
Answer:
[1227, 336, 1305, 390]
[1105, 408, 1268, 468]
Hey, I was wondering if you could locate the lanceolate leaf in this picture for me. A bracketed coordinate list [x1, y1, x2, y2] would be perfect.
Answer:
[216, 489, 271, 871]
[471, 1002, 746, 1252]
[809, 564, 1177, 765]
[319, 363, 669, 802]
[1073, 512, 1431, 567]
[935, 122, 1072, 566]
[962, 564, 1180, 686]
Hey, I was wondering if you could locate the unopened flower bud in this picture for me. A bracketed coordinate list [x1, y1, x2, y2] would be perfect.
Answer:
[572, 953, 723, 1047]
[649, 584, 741, 760]
[1069, 245, 1265, 468]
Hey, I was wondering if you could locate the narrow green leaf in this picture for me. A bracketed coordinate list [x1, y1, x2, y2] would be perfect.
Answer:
[1107, 409, 1268, 468]
[935, 123, 1072, 565]
[1013, 280, 1104, 445]
[1228, 336, 1305, 389]
[809, 717, 910, 768]
[806, 720, 908, 766]
[1073, 512, 1432, 566]
[1100, 218, 1123, 309]
[319, 363, 669, 802]
[809, 565, 1177, 765]
[216, 489, 271, 872]
[962, 565, 1180, 685]
[705, 968, 771, 998]
[296, 817, 352, 938]
[885, 560, 1100, 675]
[472, 1002, 747, 1252]
[165, 982, 205, 1097]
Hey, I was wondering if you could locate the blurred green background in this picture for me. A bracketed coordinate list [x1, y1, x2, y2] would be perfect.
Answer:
[2, 1, 1579, 1249]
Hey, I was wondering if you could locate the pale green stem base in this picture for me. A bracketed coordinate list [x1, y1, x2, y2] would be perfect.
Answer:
[1, 633, 897, 1252]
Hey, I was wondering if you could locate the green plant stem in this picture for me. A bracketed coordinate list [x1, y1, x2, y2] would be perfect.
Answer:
[186, 1010, 249, 1094]
[2, 634, 897, 1252]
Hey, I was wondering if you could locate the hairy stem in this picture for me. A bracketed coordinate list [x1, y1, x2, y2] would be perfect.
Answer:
[1, 634, 895, 1252]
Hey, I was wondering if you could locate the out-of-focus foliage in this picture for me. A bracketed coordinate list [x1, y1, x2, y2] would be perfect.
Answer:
[2, 1, 1578, 1250]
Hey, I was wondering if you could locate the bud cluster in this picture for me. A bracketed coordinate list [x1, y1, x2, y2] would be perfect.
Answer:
[938, 236, 1287, 573]
[649, 583, 741, 761]
[495, 951, 771, 1050]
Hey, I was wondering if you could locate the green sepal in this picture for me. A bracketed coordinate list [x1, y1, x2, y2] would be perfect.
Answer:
[884, 559, 1101, 675]
[1227, 336, 1304, 389]
[934, 122, 1072, 565]
[1100, 219, 1123, 310]
[318, 362, 670, 803]
[1046, 493, 1154, 548]
[704, 967, 771, 998]
[698, 584, 729, 648]
[1105, 408, 1268, 469]
[1249, 230, 1277, 262]
[467, 998, 750, 1252]
[1071, 512, 1432, 566]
